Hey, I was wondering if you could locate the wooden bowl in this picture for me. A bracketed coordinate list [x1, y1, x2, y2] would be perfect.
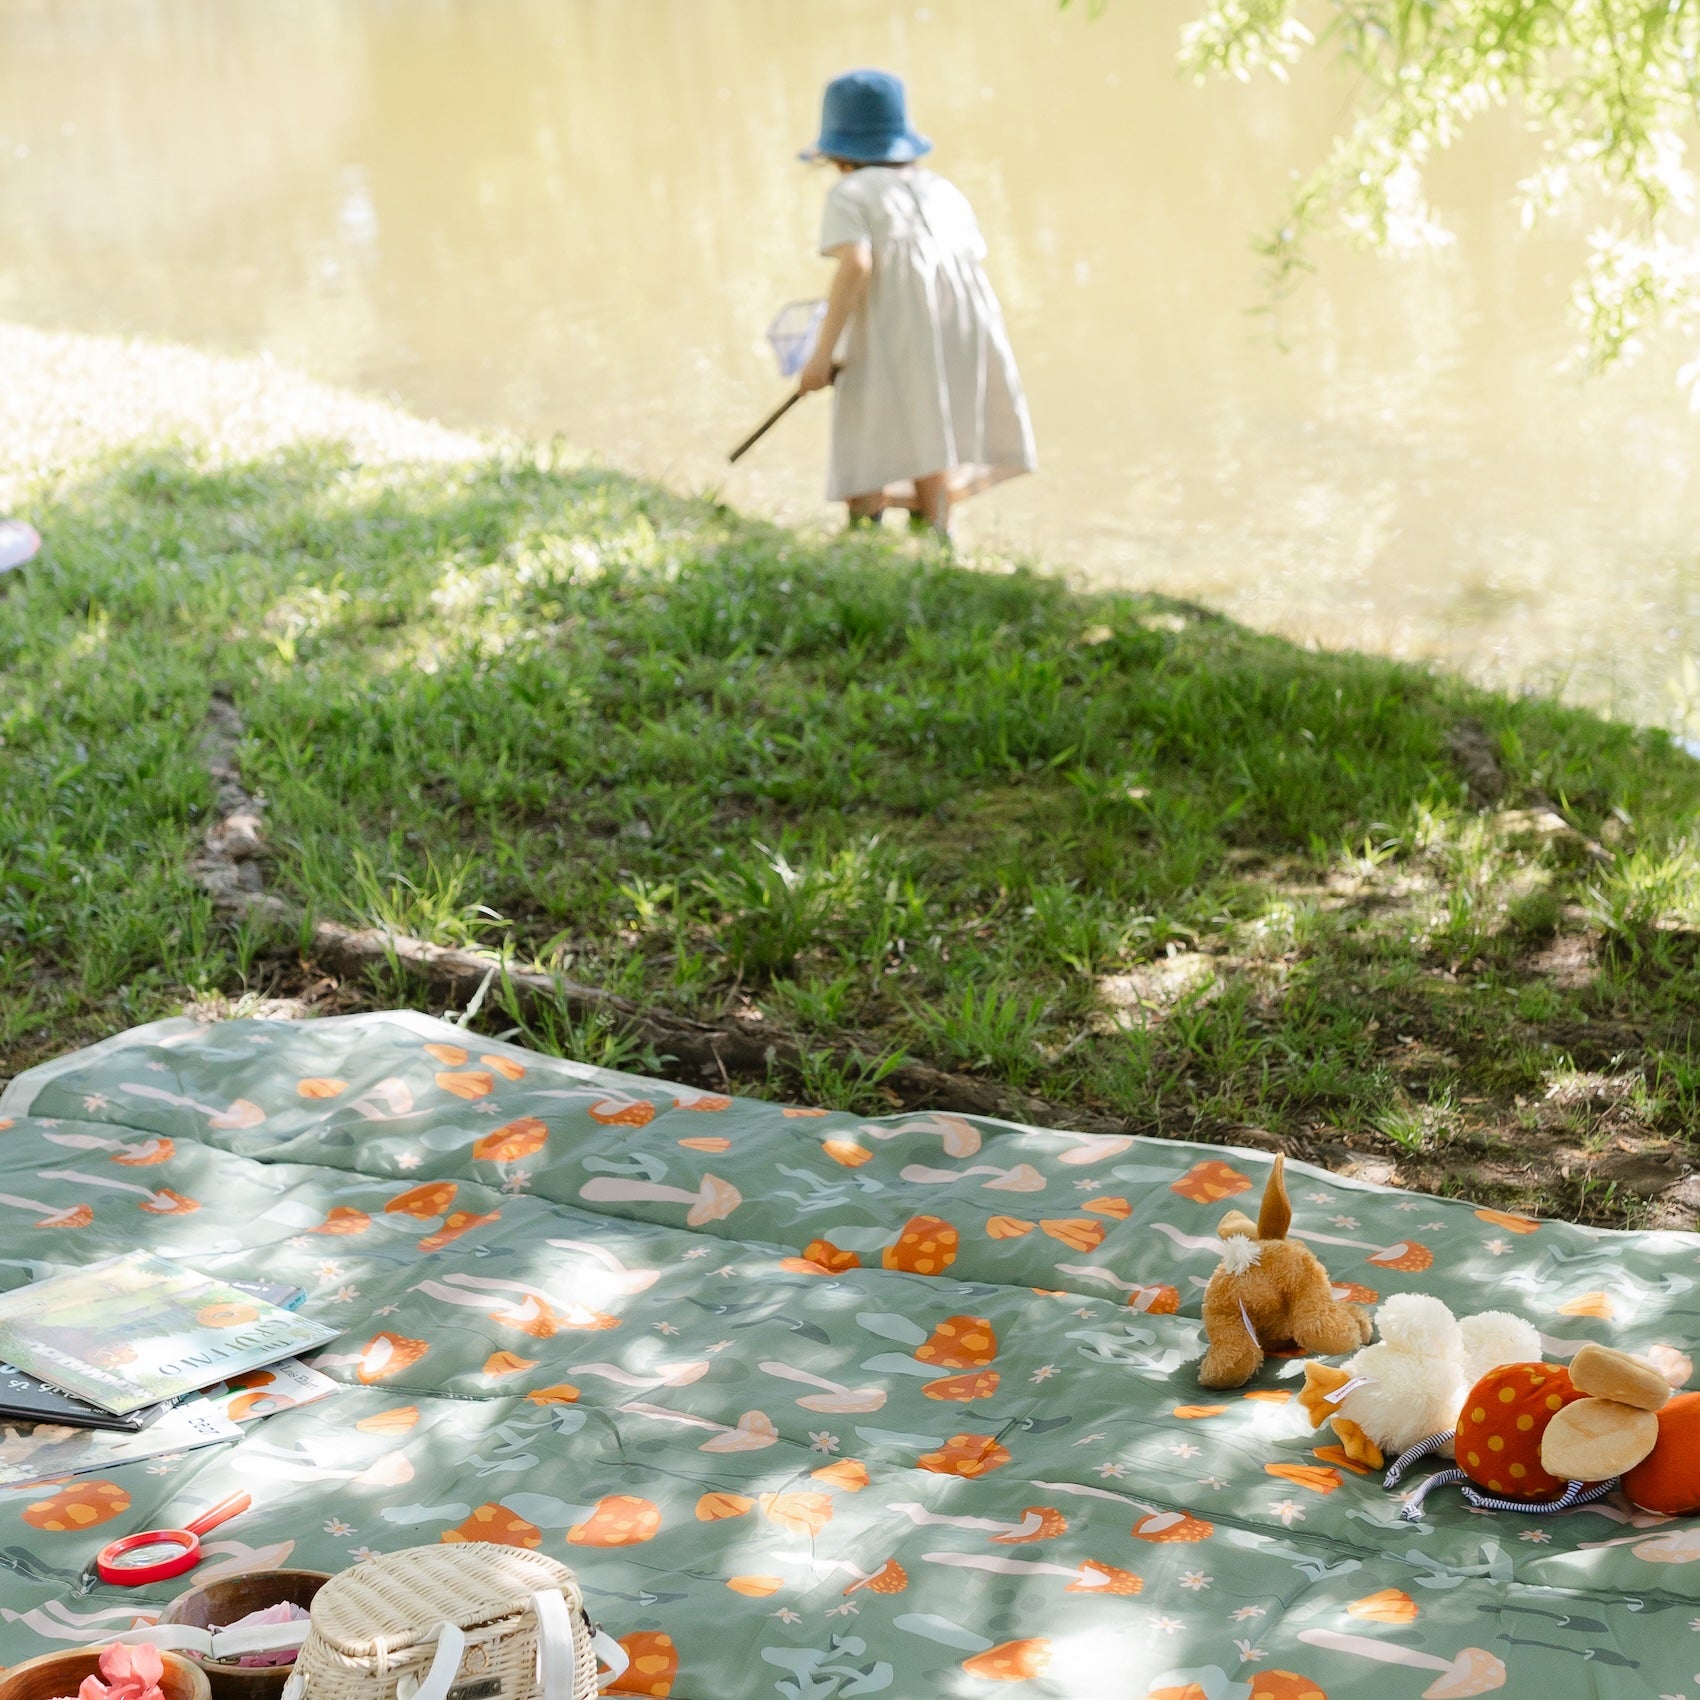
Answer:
[0, 1647, 211, 1700]
[161, 1571, 331, 1700]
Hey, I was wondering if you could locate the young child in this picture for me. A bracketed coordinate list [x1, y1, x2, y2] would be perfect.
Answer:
[797, 69, 1036, 539]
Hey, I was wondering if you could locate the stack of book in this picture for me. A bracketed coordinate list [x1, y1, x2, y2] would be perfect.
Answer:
[0, 1251, 342, 1487]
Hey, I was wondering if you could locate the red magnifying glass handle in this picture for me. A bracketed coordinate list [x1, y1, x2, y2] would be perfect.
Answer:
[185, 1492, 251, 1537]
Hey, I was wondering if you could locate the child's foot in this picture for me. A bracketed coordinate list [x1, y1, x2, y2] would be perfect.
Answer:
[847, 507, 886, 531]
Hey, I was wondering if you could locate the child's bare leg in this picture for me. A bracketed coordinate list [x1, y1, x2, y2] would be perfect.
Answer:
[912, 472, 950, 537]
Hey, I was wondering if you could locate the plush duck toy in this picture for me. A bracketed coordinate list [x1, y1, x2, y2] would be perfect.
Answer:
[1388, 1342, 1700, 1519]
[1297, 1294, 1542, 1468]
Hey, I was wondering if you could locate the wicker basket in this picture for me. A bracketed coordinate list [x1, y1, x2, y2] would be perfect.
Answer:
[280, 1546, 622, 1700]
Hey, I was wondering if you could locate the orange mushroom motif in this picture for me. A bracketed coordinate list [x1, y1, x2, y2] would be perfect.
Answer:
[785, 1106, 830, 1118]
[386, 1180, 458, 1219]
[1130, 1510, 1214, 1543]
[695, 1492, 754, 1521]
[917, 1433, 1012, 1478]
[1476, 1208, 1540, 1234]
[801, 1238, 861, 1273]
[436, 1070, 496, 1101]
[1348, 1588, 1418, 1625]
[311, 1206, 372, 1235]
[24, 1479, 131, 1531]
[355, 1406, 419, 1434]
[606, 1632, 677, 1698]
[924, 1371, 1001, 1401]
[823, 1139, 873, 1167]
[883, 1215, 959, 1276]
[1082, 1194, 1132, 1218]
[1126, 1283, 1180, 1314]
[915, 1316, 998, 1368]
[355, 1332, 430, 1384]
[1557, 1291, 1614, 1320]
[419, 1209, 502, 1252]
[196, 1302, 259, 1329]
[140, 1188, 200, 1214]
[526, 1385, 582, 1406]
[296, 1077, 348, 1100]
[961, 1641, 1051, 1683]
[1039, 1218, 1106, 1253]
[675, 1094, 732, 1112]
[758, 1491, 834, 1538]
[424, 1043, 469, 1066]
[677, 1137, 731, 1154]
[1170, 1159, 1252, 1204]
[1245, 1673, 1327, 1700]
[725, 1576, 783, 1597]
[442, 1504, 542, 1549]
[844, 1559, 908, 1595]
[481, 1054, 527, 1081]
[589, 1098, 657, 1128]
[568, 1495, 663, 1547]
[473, 1118, 550, 1163]
[986, 1216, 1035, 1239]
[811, 1459, 869, 1492]
[111, 1138, 174, 1165]
[482, 1351, 538, 1378]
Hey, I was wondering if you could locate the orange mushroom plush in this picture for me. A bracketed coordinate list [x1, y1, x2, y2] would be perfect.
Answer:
[1391, 1343, 1700, 1519]
[1198, 1157, 1371, 1389]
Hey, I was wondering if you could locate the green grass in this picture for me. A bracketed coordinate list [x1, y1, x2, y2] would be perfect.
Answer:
[6, 438, 1700, 1221]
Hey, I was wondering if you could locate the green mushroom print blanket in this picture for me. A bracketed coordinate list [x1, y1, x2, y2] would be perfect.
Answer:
[3, 1012, 1700, 1700]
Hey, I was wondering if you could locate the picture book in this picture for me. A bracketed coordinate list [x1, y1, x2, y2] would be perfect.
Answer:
[0, 1398, 241, 1489]
[0, 1363, 173, 1432]
[0, 1253, 339, 1415]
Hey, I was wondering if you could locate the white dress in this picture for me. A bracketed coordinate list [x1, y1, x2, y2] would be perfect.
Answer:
[819, 167, 1037, 504]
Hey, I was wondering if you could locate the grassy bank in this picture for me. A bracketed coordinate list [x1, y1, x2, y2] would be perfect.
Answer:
[7, 418, 1700, 1225]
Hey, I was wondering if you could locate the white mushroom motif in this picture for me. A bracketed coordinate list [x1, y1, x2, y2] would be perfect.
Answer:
[759, 1361, 887, 1413]
[618, 1401, 779, 1452]
[1051, 1132, 1136, 1166]
[1297, 1629, 1506, 1698]
[120, 1084, 265, 1128]
[921, 1550, 1141, 1593]
[889, 1502, 1065, 1543]
[579, 1172, 742, 1225]
[858, 1115, 982, 1158]
[36, 1169, 191, 1213]
[899, 1163, 1048, 1192]
[0, 1190, 90, 1227]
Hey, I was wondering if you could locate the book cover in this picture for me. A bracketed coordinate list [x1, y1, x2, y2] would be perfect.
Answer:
[0, 1363, 165, 1432]
[0, 1253, 339, 1415]
[0, 1397, 241, 1489]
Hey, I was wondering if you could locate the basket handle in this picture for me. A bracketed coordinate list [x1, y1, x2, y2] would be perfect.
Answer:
[531, 1589, 629, 1696]
[396, 1624, 467, 1700]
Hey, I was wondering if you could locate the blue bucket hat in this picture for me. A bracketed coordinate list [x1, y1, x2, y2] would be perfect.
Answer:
[802, 69, 931, 165]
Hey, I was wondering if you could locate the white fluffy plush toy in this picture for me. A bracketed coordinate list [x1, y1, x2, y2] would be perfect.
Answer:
[1297, 1293, 1542, 1468]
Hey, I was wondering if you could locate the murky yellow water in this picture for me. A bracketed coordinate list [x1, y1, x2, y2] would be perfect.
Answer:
[7, 0, 1700, 725]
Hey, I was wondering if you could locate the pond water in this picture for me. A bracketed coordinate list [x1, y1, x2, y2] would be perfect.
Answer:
[7, 0, 1700, 726]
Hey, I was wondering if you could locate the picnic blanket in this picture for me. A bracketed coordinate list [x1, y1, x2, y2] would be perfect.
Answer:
[2, 1012, 1699, 1699]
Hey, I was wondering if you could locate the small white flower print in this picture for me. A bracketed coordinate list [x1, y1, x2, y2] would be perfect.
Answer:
[1196, 1475, 1227, 1491]
[1420, 1221, 1445, 1230]
[1153, 1616, 1184, 1636]
[1393, 1200, 1420, 1211]
[681, 1246, 712, 1260]
[324, 1518, 353, 1536]
[394, 1152, 422, 1170]
[1330, 1215, 1359, 1230]
[1030, 1364, 1059, 1384]
[1178, 1571, 1212, 1591]
[1168, 1443, 1201, 1459]
[82, 1094, 111, 1112]
[715, 1265, 739, 1278]
[771, 1609, 800, 1624]
[707, 1339, 733, 1353]
[373, 1302, 400, 1317]
[1074, 1433, 1107, 1446]
[809, 1431, 841, 1454]
[1233, 1640, 1267, 1662]
[1095, 1462, 1126, 1479]
[653, 1321, 680, 1336]
[329, 1285, 360, 1304]
[1270, 1498, 1305, 1526]
[825, 1602, 859, 1618]
[1689, 1616, 1700, 1631]
[1074, 1307, 1095, 1319]
[1231, 1605, 1266, 1622]
[316, 1262, 344, 1280]
[501, 1171, 532, 1194]
[349, 1545, 380, 1562]
[285, 1236, 309, 1250]
[1304, 1190, 1334, 1205]
[1484, 1238, 1511, 1256]
[1073, 1177, 1104, 1191]
[1521, 1529, 1553, 1544]
[144, 1061, 170, 1072]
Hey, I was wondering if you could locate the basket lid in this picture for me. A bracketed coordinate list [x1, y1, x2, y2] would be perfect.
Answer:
[309, 1545, 580, 1657]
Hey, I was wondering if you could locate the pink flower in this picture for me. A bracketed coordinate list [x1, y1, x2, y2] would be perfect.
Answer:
[76, 1642, 166, 1700]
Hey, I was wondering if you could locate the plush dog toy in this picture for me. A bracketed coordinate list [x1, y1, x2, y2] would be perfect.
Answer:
[1389, 1342, 1700, 1518]
[1296, 1294, 1541, 1468]
[1197, 1155, 1372, 1389]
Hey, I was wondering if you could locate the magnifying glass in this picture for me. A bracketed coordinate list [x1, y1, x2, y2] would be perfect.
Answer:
[95, 1492, 253, 1587]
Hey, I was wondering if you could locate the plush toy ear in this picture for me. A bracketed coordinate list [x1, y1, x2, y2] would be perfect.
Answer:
[1541, 1396, 1659, 1482]
[1569, 1342, 1670, 1411]
[1256, 1153, 1291, 1241]
[1217, 1209, 1258, 1239]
